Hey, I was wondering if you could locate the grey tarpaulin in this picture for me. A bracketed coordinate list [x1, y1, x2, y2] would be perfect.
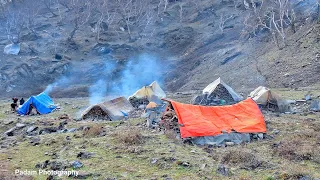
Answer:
[191, 132, 251, 146]
[310, 100, 320, 111]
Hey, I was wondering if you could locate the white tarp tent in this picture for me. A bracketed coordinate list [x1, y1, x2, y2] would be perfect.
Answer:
[128, 81, 166, 101]
[203, 77, 243, 102]
[249, 86, 291, 112]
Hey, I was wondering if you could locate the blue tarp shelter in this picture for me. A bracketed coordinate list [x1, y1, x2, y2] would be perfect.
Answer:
[17, 92, 56, 115]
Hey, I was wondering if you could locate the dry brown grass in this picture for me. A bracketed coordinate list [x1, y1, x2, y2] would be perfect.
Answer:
[83, 125, 104, 137]
[220, 150, 266, 170]
[113, 127, 144, 145]
[274, 131, 320, 162]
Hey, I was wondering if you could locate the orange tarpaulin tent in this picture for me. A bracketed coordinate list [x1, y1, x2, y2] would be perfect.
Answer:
[168, 98, 266, 138]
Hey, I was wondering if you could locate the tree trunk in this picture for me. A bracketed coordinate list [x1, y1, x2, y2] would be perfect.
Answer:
[69, 27, 77, 40]
[272, 32, 280, 49]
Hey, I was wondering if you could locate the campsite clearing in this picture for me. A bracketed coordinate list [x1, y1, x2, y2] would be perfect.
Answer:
[0, 88, 320, 179]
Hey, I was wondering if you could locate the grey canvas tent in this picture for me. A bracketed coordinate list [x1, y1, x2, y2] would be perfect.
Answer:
[192, 78, 243, 105]
[81, 97, 134, 121]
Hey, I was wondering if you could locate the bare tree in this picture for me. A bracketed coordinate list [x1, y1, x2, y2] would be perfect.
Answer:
[23, 0, 41, 35]
[91, 0, 115, 43]
[115, 0, 157, 39]
[243, 0, 295, 48]
[5, 6, 25, 43]
[67, 0, 93, 41]
[157, 0, 168, 14]
[219, 14, 234, 32]
[42, 0, 58, 17]
[316, 0, 320, 20]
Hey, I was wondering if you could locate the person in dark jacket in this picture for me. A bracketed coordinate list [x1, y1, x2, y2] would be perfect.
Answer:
[19, 98, 25, 105]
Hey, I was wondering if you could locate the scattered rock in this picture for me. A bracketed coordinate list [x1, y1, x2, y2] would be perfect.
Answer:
[217, 164, 230, 176]
[55, 53, 63, 60]
[68, 128, 77, 133]
[27, 126, 38, 133]
[177, 161, 190, 167]
[225, 142, 235, 146]
[72, 172, 93, 179]
[59, 129, 68, 133]
[15, 123, 26, 129]
[77, 152, 94, 159]
[39, 127, 58, 135]
[50, 161, 67, 170]
[151, 158, 158, 164]
[273, 130, 280, 135]
[258, 133, 264, 139]
[29, 137, 41, 146]
[35, 160, 50, 169]
[4, 120, 14, 125]
[58, 114, 70, 120]
[4, 127, 15, 136]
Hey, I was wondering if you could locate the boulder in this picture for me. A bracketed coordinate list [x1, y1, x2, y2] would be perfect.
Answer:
[16, 123, 26, 129]
[4, 43, 20, 55]
[55, 54, 63, 60]
[27, 126, 38, 133]
[217, 164, 230, 176]
[67, 128, 77, 133]
[77, 152, 94, 159]
[4, 127, 16, 136]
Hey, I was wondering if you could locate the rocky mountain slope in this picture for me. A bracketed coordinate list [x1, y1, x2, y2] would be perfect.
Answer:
[0, 0, 319, 98]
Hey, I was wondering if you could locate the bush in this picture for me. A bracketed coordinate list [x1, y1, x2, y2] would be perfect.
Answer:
[83, 125, 104, 137]
[275, 133, 320, 162]
[220, 150, 264, 170]
[113, 127, 144, 145]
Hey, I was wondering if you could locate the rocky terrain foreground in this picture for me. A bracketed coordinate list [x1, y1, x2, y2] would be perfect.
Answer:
[0, 89, 320, 179]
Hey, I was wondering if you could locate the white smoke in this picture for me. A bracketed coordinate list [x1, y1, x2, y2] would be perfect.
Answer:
[43, 53, 165, 105]
[44, 76, 70, 95]
[110, 53, 164, 97]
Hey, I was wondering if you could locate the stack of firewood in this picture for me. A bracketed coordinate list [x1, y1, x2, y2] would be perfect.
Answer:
[129, 96, 149, 108]
[82, 107, 110, 120]
[160, 110, 180, 135]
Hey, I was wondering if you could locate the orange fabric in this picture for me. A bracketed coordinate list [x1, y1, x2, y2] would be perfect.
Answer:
[146, 102, 157, 109]
[169, 98, 266, 138]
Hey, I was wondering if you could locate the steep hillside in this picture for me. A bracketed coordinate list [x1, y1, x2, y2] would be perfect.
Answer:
[0, 0, 319, 98]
